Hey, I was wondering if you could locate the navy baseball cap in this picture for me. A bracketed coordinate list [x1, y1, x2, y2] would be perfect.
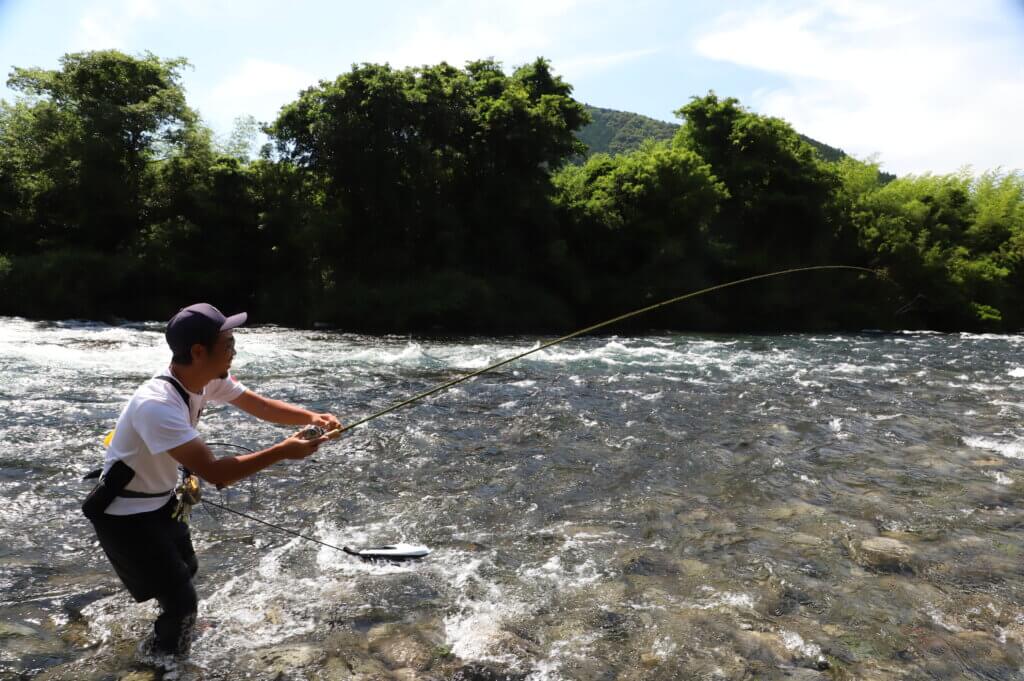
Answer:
[166, 303, 247, 358]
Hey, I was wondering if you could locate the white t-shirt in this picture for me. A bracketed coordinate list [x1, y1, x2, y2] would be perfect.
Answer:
[102, 368, 248, 515]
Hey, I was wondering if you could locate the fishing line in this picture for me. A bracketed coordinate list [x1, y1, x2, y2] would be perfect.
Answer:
[203, 264, 879, 557]
[201, 496, 350, 554]
[328, 264, 878, 437]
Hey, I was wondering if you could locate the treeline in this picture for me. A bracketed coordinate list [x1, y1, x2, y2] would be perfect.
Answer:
[1, 51, 1021, 332]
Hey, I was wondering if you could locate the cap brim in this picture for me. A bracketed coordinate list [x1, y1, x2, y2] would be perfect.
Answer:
[220, 312, 247, 331]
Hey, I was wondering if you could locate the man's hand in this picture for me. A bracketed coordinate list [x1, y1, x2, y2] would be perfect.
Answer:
[276, 429, 330, 460]
[309, 412, 342, 432]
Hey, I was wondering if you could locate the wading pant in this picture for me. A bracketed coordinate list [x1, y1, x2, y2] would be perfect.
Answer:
[91, 498, 199, 655]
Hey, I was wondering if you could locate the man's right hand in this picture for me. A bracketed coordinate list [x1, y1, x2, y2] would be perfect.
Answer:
[276, 430, 330, 460]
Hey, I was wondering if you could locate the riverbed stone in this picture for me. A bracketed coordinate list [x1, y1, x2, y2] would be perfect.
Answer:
[118, 672, 160, 681]
[366, 623, 436, 671]
[451, 663, 527, 680]
[733, 630, 789, 665]
[391, 668, 443, 681]
[855, 536, 918, 573]
[239, 642, 326, 676]
[0, 621, 40, 638]
[789, 532, 824, 547]
[766, 501, 825, 521]
[677, 558, 710, 576]
[622, 551, 679, 577]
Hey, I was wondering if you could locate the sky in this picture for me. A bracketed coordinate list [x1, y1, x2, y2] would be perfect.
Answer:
[0, 0, 1021, 176]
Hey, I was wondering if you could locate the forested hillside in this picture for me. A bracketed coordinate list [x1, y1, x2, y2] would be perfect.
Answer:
[576, 106, 677, 156]
[579, 104, 850, 165]
[1, 52, 1020, 332]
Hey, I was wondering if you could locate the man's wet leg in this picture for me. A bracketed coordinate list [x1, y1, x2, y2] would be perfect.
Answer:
[153, 577, 198, 655]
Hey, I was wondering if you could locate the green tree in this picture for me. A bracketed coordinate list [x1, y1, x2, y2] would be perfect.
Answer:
[4, 50, 195, 251]
[854, 171, 1022, 328]
[268, 58, 588, 329]
[553, 142, 726, 325]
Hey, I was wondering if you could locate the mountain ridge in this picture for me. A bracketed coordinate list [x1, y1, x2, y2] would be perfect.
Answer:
[577, 104, 848, 164]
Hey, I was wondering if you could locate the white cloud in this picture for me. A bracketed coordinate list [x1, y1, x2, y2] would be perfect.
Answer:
[558, 48, 660, 78]
[72, 0, 160, 50]
[367, 0, 650, 80]
[198, 59, 316, 129]
[693, 0, 1024, 175]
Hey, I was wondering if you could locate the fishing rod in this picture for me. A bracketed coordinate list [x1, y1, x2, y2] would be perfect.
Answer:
[199, 265, 878, 560]
[320, 264, 879, 440]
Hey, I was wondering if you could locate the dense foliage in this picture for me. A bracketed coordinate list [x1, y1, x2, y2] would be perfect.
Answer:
[1, 52, 1021, 332]
[576, 104, 850, 169]
[576, 105, 677, 157]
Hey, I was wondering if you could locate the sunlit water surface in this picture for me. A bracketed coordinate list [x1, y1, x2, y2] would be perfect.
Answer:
[1, 318, 1023, 680]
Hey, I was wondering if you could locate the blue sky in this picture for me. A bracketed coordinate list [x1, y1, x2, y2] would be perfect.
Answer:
[1, 0, 1021, 176]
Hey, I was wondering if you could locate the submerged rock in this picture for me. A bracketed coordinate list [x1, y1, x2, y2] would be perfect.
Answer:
[451, 663, 527, 681]
[622, 552, 679, 577]
[366, 622, 437, 671]
[239, 643, 326, 677]
[854, 537, 918, 573]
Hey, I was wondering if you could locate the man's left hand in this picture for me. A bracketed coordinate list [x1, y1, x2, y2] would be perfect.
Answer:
[309, 412, 342, 432]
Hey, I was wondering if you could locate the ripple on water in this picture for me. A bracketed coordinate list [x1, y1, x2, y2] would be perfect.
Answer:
[5, 319, 1024, 679]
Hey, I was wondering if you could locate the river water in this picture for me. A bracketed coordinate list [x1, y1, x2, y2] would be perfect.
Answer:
[1, 317, 1023, 680]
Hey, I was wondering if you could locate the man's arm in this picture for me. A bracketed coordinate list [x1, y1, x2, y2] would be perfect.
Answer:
[231, 390, 341, 430]
[167, 431, 327, 488]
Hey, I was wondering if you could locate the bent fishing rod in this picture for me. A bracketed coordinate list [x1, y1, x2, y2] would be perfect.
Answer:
[203, 264, 880, 557]
[320, 264, 879, 439]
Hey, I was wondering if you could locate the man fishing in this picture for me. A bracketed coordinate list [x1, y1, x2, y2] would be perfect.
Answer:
[82, 303, 341, 660]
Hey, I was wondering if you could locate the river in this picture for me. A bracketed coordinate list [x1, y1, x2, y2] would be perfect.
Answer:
[1, 317, 1023, 680]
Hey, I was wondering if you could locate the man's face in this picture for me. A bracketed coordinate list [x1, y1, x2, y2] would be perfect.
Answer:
[206, 330, 236, 379]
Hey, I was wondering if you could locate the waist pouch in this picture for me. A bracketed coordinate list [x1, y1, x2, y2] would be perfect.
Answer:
[82, 460, 171, 520]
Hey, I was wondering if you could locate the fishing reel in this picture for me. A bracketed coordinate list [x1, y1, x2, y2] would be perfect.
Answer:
[297, 424, 343, 440]
[298, 425, 325, 440]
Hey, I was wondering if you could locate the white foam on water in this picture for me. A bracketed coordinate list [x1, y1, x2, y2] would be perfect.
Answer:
[692, 588, 756, 612]
[829, 417, 849, 440]
[188, 516, 439, 667]
[964, 436, 1024, 460]
[527, 632, 599, 681]
[1010, 368, 1024, 378]
[652, 635, 678, 659]
[780, 630, 822, 658]
[960, 333, 1024, 342]
[830, 362, 897, 375]
[344, 341, 431, 365]
[193, 537, 322, 658]
[519, 554, 602, 589]
[443, 561, 523, 665]
[925, 605, 963, 632]
[986, 471, 1014, 486]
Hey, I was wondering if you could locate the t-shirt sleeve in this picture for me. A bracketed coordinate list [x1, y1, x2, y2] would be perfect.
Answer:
[205, 374, 248, 404]
[133, 398, 199, 454]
